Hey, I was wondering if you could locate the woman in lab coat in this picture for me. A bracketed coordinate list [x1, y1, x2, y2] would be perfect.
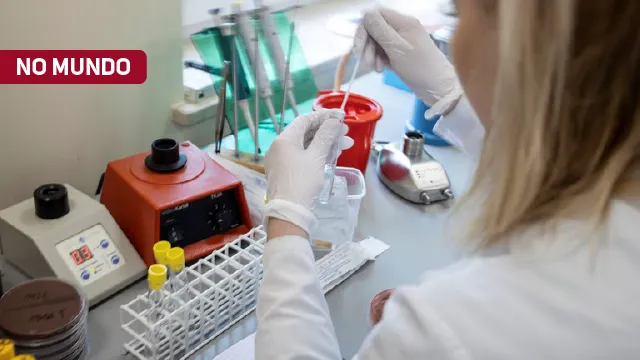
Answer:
[257, 0, 640, 358]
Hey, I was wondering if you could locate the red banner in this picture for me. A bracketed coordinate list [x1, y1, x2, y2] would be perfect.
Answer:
[0, 50, 147, 84]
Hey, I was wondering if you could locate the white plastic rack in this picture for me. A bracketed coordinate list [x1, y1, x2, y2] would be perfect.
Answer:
[120, 226, 266, 360]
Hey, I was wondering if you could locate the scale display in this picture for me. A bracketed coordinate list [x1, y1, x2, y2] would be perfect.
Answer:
[55, 224, 126, 286]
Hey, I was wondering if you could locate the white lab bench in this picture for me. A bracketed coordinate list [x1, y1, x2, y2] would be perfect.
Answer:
[1, 71, 475, 359]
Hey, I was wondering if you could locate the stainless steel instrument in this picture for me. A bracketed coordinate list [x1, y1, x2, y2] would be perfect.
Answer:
[431, 1, 457, 61]
[375, 132, 453, 205]
[430, 25, 455, 60]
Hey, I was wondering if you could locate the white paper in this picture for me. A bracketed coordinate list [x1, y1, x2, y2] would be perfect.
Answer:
[317, 243, 366, 288]
[359, 237, 391, 260]
[213, 238, 390, 360]
[318, 238, 390, 293]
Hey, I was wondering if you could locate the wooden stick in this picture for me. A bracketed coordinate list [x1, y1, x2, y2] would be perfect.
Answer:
[217, 148, 266, 174]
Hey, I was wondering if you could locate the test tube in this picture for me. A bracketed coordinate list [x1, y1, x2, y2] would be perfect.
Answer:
[319, 44, 366, 204]
[318, 111, 346, 204]
[153, 240, 171, 263]
[11, 355, 36, 360]
[166, 247, 189, 351]
[147, 264, 168, 321]
[153, 241, 172, 288]
[166, 248, 187, 295]
[0, 339, 15, 360]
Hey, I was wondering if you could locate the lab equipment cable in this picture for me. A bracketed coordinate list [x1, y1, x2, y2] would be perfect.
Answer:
[255, 0, 300, 120]
[233, 2, 280, 131]
[215, 61, 231, 153]
[95, 172, 105, 195]
[277, 3, 301, 134]
[183, 60, 233, 153]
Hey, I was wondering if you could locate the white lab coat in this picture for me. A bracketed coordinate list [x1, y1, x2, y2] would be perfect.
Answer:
[255, 99, 640, 359]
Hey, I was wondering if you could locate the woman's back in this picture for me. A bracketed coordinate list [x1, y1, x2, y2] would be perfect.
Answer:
[357, 200, 640, 359]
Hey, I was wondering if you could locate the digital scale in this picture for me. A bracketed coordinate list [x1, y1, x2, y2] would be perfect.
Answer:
[0, 184, 146, 306]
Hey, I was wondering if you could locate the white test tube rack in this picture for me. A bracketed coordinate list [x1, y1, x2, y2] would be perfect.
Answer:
[120, 226, 267, 360]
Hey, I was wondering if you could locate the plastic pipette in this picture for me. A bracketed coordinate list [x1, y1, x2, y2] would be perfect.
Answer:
[233, 2, 279, 131]
[221, 23, 259, 153]
[318, 44, 367, 204]
[255, 1, 300, 119]
[216, 62, 231, 152]
[183, 60, 233, 153]
[340, 45, 365, 110]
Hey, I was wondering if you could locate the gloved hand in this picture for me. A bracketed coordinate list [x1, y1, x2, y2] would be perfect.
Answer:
[264, 109, 354, 237]
[354, 7, 463, 116]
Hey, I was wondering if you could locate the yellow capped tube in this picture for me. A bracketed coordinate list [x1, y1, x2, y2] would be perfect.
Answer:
[166, 248, 185, 273]
[148, 264, 168, 291]
[12, 355, 36, 360]
[153, 241, 171, 265]
[0, 339, 15, 360]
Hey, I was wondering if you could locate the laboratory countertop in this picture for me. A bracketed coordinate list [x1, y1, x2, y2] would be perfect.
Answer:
[3, 72, 474, 359]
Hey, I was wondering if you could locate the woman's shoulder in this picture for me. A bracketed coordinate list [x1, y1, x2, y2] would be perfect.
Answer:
[396, 200, 640, 358]
[415, 198, 640, 298]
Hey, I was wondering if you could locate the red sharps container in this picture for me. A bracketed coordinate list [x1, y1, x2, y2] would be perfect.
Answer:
[313, 90, 383, 174]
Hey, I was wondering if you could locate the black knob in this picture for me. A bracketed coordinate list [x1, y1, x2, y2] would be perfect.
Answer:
[144, 138, 187, 173]
[168, 226, 184, 245]
[33, 184, 70, 220]
[216, 210, 237, 230]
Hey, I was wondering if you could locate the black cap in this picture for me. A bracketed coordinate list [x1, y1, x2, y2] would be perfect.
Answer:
[33, 184, 70, 220]
[144, 138, 187, 173]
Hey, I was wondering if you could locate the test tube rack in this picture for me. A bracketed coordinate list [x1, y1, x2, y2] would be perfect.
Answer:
[120, 226, 266, 360]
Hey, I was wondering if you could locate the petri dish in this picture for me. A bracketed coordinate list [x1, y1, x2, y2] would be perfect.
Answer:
[0, 278, 90, 359]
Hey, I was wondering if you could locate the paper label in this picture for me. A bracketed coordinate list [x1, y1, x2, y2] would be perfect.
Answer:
[317, 238, 390, 293]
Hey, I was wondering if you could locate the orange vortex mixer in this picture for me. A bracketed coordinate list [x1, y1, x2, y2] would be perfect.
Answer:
[101, 139, 252, 266]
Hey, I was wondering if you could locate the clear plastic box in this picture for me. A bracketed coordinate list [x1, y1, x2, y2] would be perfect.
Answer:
[312, 167, 366, 255]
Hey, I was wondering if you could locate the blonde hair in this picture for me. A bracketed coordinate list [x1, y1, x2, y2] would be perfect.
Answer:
[458, 0, 640, 247]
